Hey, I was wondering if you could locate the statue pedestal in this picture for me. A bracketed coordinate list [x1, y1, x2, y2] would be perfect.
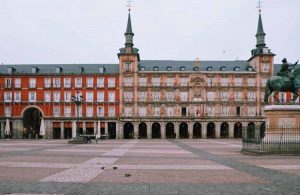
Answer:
[264, 105, 300, 128]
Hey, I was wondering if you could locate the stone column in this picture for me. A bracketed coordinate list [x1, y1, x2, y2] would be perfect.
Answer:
[161, 122, 166, 139]
[83, 122, 86, 135]
[215, 122, 220, 138]
[134, 122, 138, 139]
[60, 122, 64, 139]
[118, 122, 123, 139]
[229, 122, 234, 138]
[0, 121, 4, 138]
[105, 122, 108, 135]
[147, 122, 151, 139]
[202, 122, 207, 138]
[175, 122, 179, 139]
[46, 120, 53, 139]
[93, 121, 97, 135]
[188, 122, 193, 139]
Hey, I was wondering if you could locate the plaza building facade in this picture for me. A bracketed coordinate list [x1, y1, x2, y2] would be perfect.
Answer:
[0, 11, 297, 139]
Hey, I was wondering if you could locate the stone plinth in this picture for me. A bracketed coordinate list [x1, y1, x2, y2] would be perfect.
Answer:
[264, 105, 300, 128]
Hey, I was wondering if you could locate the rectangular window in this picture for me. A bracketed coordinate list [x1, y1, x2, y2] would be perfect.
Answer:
[5, 107, 11, 117]
[14, 78, 21, 88]
[248, 92, 256, 101]
[14, 92, 21, 102]
[86, 77, 94, 88]
[44, 78, 51, 88]
[180, 77, 188, 86]
[181, 107, 187, 116]
[138, 91, 147, 101]
[64, 91, 71, 102]
[248, 78, 255, 87]
[207, 77, 214, 86]
[166, 107, 174, 116]
[220, 77, 228, 86]
[124, 92, 132, 102]
[153, 92, 160, 101]
[86, 107, 93, 117]
[125, 107, 132, 117]
[108, 106, 115, 117]
[44, 92, 51, 102]
[53, 106, 60, 117]
[262, 63, 269, 72]
[154, 107, 160, 116]
[206, 106, 214, 116]
[236, 106, 240, 116]
[152, 77, 160, 86]
[97, 78, 105, 88]
[180, 92, 188, 101]
[248, 107, 256, 116]
[138, 107, 147, 117]
[261, 78, 267, 87]
[29, 78, 36, 88]
[97, 107, 104, 117]
[64, 107, 71, 117]
[53, 78, 61, 88]
[166, 78, 174, 86]
[124, 77, 132, 86]
[139, 77, 147, 86]
[221, 91, 228, 101]
[4, 92, 12, 102]
[53, 92, 60, 102]
[125, 62, 131, 72]
[97, 92, 105, 102]
[75, 78, 82, 88]
[64, 78, 71, 88]
[5, 78, 12, 88]
[207, 92, 215, 101]
[108, 78, 115, 88]
[29, 92, 36, 102]
[235, 78, 242, 86]
[221, 106, 228, 116]
[86, 92, 94, 102]
[235, 92, 242, 101]
[108, 92, 115, 102]
[166, 92, 174, 101]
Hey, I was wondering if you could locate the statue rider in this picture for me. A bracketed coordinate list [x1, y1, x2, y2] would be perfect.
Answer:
[277, 58, 298, 81]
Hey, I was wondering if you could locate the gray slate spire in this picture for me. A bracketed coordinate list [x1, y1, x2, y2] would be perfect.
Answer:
[255, 13, 266, 48]
[125, 12, 134, 48]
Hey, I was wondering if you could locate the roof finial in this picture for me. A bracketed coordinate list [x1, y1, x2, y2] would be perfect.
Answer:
[127, 0, 132, 12]
[257, 0, 262, 13]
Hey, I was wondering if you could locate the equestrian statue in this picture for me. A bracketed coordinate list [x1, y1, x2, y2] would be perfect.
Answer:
[264, 58, 300, 103]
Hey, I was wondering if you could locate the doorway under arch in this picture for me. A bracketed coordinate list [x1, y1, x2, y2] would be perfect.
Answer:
[139, 122, 147, 139]
[234, 122, 242, 138]
[166, 122, 175, 139]
[193, 122, 202, 138]
[152, 122, 161, 139]
[220, 122, 229, 138]
[207, 122, 216, 138]
[123, 122, 134, 139]
[22, 107, 43, 139]
[247, 122, 255, 139]
[179, 122, 189, 138]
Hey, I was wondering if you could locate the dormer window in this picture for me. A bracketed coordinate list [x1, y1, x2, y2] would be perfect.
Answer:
[166, 66, 172, 71]
[31, 67, 38, 74]
[234, 67, 240, 71]
[140, 67, 145, 71]
[77, 67, 84, 73]
[55, 67, 62, 73]
[193, 67, 199, 71]
[207, 67, 212, 71]
[180, 66, 185, 71]
[247, 67, 253, 71]
[99, 67, 105, 73]
[153, 66, 159, 71]
[7, 67, 14, 74]
[220, 66, 226, 71]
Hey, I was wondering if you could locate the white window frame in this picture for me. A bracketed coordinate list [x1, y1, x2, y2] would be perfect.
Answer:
[152, 77, 160, 86]
[108, 106, 115, 117]
[5, 107, 12, 117]
[64, 78, 71, 88]
[29, 92, 36, 102]
[75, 77, 82, 88]
[53, 91, 61, 102]
[5, 78, 12, 88]
[86, 107, 93, 117]
[86, 92, 94, 102]
[108, 92, 115, 102]
[14, 92, 21, 102]
[44, 78, 51, 88]
[4, 92, 12, 102]
[108, 78, 115, 88]
[64, 91, 71, 102]
[86, 77, 94, 88]
[29, 78, 36, 88]
[97, 78, 105, 88]
[14, 78, 21, 88]
[53, 106, 60, 117]
[64, 106, 71, 117]
[97, 92, 105, 102]
[53, 78, 61, 88]
[97, 107, 104, 117]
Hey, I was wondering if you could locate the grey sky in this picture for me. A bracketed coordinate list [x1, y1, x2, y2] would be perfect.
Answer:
[0, 0, 299, 64]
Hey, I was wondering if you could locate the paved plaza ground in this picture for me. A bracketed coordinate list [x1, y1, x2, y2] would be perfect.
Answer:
[0, 139, 299, 194]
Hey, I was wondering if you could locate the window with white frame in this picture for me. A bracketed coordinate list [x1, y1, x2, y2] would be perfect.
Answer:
[152, 77, 160, 86]
[235, 78, 242, 86]
[5, 78, 12, 88]
[166, 77, 174, 86]
[261, 78, 267, 87]
[64, 78, 71, 88]
[248, 107, 256, 116]
[108, 92, 115, 102]
[5, 107, 11, 117]
[166, 107, 174, 116]
[53, 78, 61, 88]
[108, 78, 115, 88]
[86, 77, 94, 88]
[262, 63, 269, 72]
[14, 92, 21, 102]
[124, 92, 132, 102]
[138, 91, 147, 101]
[207, 77, 214, 86]
[221, 106, 228, 116]
[44, 92, 51, 102]
[138, 107, 147, 116]
[166, 92, 174, 101]
[108, 106, 115, 117]
[14, 78, 21, 88]
[206, 106, 215, 116]
[207, 92, 215, 101]
[86, 107, 93, 117]
[124, 107, 132, 117]
[220, 77, 228, 86]
[64, 91, 71, 102]
[97, 107, 104, 117]
[247, 91, 256, 101]
[125, 62, 131, 72]
[75, 78, 82, 88]
[29, 78, 36, 88]
[4, 92, 12, 102]
[44, 78, 51, 88]
[154, 107, 160, 116]
[153, 91, 160, 101]
[97, 92, 104, 102]
[180, 77, 188, 86]
[86, 92, 94, 102]
[248, 78, 255, 86]
[138, 77, 147, 86]
[221, 91, 228, 101]
[124, 77, 132, 86]
[64, 106, 71, 117]
[180, 92, 188, 101]
[53, 106, 60, 117]
[53, 92, 60, 102]
[235, 91, 242, 101]
[29, 92, 36, 102]
[97, 78, 105, 88]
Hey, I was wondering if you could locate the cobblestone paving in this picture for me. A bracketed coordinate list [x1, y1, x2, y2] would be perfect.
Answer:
[0, 139, 299, 194]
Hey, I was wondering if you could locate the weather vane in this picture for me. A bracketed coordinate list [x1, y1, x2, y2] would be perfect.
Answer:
[127, 0, 132, 12]
[257, 0, 262, 13]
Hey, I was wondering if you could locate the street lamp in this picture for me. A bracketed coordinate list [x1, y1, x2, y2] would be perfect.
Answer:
[69, 91, 85, 144]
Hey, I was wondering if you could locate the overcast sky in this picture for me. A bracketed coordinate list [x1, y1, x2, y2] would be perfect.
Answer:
[0, 0, 299, 64]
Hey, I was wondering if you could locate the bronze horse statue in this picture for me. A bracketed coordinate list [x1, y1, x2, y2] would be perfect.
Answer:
[264, 60, 300, 103]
